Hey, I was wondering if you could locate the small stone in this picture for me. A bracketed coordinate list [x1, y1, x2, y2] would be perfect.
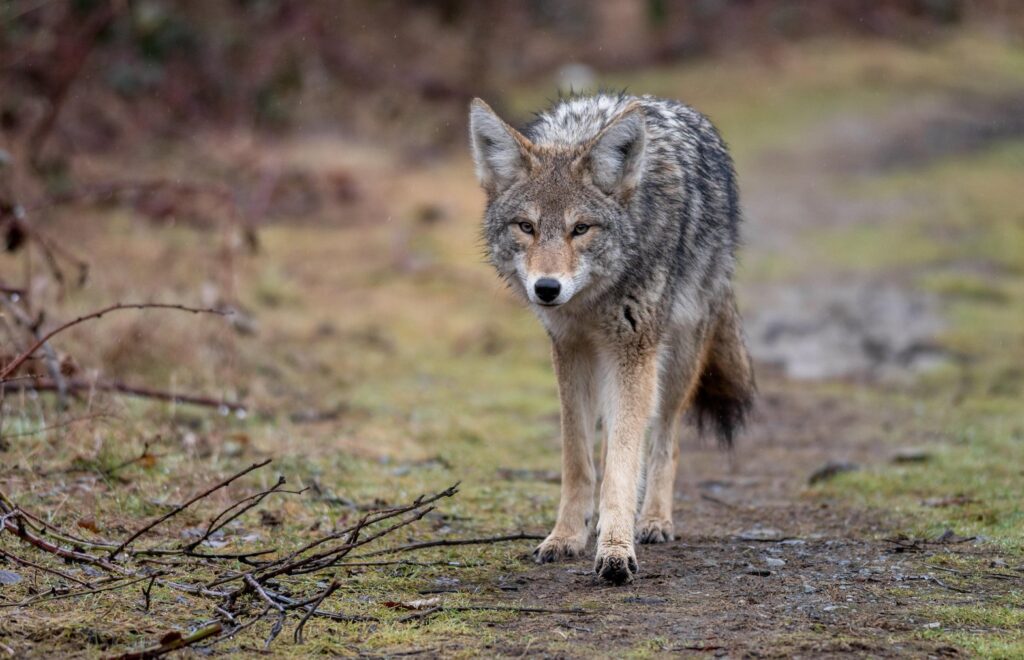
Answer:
[765, 557, 786, 568]
[892, 448, 931, 463]
[808, 461, 859, 485]
[624, 596, 668, 605]
[737, 526, 787, 542]
[0, 570, 22, 585]
[934, 529, 974, 544]
[923, 622, 941, 629]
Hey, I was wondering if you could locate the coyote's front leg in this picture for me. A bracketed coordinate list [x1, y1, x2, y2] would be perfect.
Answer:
[534, 341, 598, 563]
[594, 350, 658, 584]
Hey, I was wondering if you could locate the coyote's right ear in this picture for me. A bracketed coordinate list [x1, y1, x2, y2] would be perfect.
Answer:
[469, 99, 534, 193]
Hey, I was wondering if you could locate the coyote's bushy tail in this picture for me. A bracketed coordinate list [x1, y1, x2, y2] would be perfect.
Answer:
[689, 295, 756, 449]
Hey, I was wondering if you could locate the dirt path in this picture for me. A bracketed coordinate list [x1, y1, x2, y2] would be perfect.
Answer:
[420, 92, 1024, 657]
[439, 380, 968, 657]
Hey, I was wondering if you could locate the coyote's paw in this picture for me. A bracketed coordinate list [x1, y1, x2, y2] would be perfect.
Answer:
[533, 534, 586, 564]
[636, 518, 674, 544]
[594, 543, 638, 585]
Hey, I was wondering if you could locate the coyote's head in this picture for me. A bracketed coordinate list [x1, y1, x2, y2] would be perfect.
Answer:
[469, 99, 646, 308]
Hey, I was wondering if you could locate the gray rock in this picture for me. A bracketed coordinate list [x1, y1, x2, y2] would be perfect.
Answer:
[747, 283, 947, 381]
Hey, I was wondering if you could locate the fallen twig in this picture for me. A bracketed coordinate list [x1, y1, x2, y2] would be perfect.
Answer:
[1, 469, 556, 651]
[0, 302, 229, 381]
[142, 575, 157, 612]
[700, 493, 738, 509]
[104, 441, 155, 477]
[915, 560, 1024, 584]
[245, 574, 284, 613]
[447, 605, 586, 615]
[0, 411, 117, 441]
[0, 293, 68, 408]
[1, 572, 166, 609]
[396, 603, 586, 624]
[293, 579, 341, 644]
[1, 508, 127, 574]
[240, 577, 286, 651]
[109, 622, 223, 660]
[205, 484, 461, 589]
[356, 531, 545, 557]
[336, 559, 478, 569]
[0, 547, 91, 586]
[398, 605, 443, 623]
[8, 377, 247, 413]
[202, 606, 270, 649]
[184, 475, 303, 553]
[109, 459, 272, 560]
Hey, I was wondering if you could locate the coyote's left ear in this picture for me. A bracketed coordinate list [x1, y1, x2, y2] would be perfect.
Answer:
[580, 105, 647, 198]
[469, 99, 534, 194]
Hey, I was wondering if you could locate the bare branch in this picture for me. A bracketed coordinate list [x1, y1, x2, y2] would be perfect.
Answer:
[1, 572, 167, 609]
[293, 580, 340, 644]
[6, 377, 247, 413]
[0, 302, 229, 381]
[355, 531, 545, 558]
[183, 475, 303, 553]
[244, 574, 284, 613]
[109, 622, 223, 660]
[0, 292, 69, 408]
[109, 459, 272, 560]
[0, 547, 91, 587]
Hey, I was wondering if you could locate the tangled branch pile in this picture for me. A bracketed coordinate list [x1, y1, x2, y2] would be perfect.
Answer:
[0, 463, 546, 656]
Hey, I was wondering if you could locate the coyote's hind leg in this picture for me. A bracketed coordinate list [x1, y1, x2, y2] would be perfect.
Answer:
[637, 328, 706, 544]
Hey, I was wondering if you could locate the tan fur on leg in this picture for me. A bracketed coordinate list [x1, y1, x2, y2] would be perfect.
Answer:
[637, 332, 708, 544]
[594, 349, 658, 583]
[534, 340, 598, 563]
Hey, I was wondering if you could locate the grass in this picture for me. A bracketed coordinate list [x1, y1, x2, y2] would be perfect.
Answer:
[811, 137, 1024, 556]
[919, 598, 1024, 659]
[3, 28, 1024, 658]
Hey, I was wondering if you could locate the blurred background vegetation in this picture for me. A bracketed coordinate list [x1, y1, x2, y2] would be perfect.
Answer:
[2, 1, 1024, 657]
[3, 1, 1021, 155]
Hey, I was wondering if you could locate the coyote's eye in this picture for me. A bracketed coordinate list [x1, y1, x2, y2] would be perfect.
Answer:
[572, 223, 590, 236]
[517, 221, 535, 235]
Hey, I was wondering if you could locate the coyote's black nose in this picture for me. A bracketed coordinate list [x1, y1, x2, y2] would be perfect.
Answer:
[534, 278, 561, 303]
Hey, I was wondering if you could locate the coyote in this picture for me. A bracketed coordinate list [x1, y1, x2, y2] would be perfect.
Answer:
[469, 93, 755, 584]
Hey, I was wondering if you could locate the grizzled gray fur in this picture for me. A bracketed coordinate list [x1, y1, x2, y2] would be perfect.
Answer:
[470, 93, 755, 585]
